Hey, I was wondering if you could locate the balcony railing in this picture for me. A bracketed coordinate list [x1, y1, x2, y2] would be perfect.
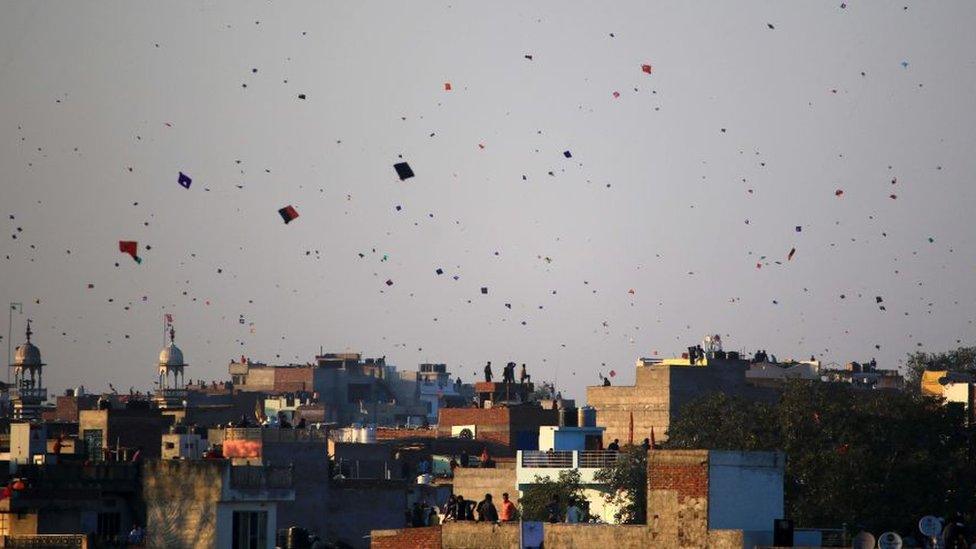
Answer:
[229, 465, 294, 489]
[578, 451, 620, 468]
[521, 451, 573, 468]
[520, 450, 620, 469]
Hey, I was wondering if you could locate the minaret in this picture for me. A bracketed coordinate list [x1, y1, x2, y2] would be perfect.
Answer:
[156, 324, 188, 409]
[12, 319, 47, 420]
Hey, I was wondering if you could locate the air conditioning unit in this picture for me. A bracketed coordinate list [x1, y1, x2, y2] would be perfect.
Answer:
[452, 425, 476, 439]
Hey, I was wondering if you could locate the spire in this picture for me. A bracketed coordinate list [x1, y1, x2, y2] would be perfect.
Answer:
[169, 325, 175, 344]
[25, 319, 32, 344]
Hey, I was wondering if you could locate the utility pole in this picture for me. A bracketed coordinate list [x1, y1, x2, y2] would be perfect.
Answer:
[7, 303, 22, 384]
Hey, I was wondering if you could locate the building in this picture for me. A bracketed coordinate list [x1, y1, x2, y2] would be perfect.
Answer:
[745, 359, 820, 387]
[372, 449, 785, 548]
[228, 353, 427, 426]
[143, 459, 295, 549]
[516, 423, 621, 523]
[78, 404, 172, 461]
[0, 461, 142, 542]
[161, 427, 205, 460]
[820, 360, 905, 390]
[437, 404, 559, 455]
[9, 320, 49, 420]
[587, 346, 774, 445]
[396, 363, 473, 424]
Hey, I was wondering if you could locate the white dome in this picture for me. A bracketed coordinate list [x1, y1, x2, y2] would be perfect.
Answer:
[159, 344, 185, 367]
[14, 342, 42, 367]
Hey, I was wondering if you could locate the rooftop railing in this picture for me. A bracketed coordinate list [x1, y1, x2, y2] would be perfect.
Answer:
[520, 450, 620, 469]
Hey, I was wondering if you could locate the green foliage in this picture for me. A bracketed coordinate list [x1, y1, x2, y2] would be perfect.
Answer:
[666, 380, 976, 535]
[593, 445, 647, 524]
[905, 346, 976, 393]
[519, 469, 588, 522]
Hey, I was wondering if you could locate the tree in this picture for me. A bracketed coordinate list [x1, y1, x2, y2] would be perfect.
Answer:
[593, 445, 647, 524]
[520, 469, 588, 522]
[904, 346, 976, 393]
[665, 380, 976, 535]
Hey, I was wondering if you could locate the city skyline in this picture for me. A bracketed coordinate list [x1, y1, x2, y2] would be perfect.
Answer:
[3, 2, 976, 401]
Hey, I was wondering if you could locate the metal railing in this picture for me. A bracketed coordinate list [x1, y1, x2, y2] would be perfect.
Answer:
[16, 388, 47, 400]
[520, 451, 573, 468]
[229, 465, 294, 489]
[577, 450, 620, 468]
[520, 450, 620, 469]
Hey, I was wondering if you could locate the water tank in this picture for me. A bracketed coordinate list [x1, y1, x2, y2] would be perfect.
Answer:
[577, 406, 596, 427]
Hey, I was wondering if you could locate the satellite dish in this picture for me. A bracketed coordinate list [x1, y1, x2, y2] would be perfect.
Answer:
[852, 531, 875, 549]
[878, 532, 903, 549]
[919, 516, 943, 538]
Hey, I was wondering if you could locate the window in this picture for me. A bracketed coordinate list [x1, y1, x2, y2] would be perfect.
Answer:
[83, 429, 103, 463]
[165, 442, 176, 450]
[232, 511, 268, 549]
[97, 512, 121, 537]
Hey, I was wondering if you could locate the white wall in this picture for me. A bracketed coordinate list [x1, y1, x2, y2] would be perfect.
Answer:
[707, 451, 784, 532]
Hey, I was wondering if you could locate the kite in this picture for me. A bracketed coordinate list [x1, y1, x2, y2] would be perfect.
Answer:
[394, 162, 415, 181]
[563, 150, 572, 158]
[278, 205, 299, 224]
[178, 172, 192, 189]
[795, 226, 802, 232]
[641, 64, 652, 74]
[385, 279, 394, 286]
[481, 287, 488, 294]
[612, 91, 620, 98]
[444, 82, 452, 91]
[787, 247, 796, 261]
[835, 189, 844, 197]
[435, 268, 444, 275]
[609, 370, 616, 377]
[119, 241, 141, 263]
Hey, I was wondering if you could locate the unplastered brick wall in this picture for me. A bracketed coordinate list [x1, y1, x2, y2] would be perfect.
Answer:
[371, 526, 442, 549]
[647, 450, 710, 549]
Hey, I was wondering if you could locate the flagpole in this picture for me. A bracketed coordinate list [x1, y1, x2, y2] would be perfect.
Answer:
[7, 304, 12, 384]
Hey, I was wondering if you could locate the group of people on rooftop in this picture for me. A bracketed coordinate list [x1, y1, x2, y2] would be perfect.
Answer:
[483, 361, 530, 384]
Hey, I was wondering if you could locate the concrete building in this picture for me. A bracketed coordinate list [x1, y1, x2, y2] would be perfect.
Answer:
[587, 353, 774, 445]
[516, 424, 622, 523]
[79, 404, 172, 461]
[396, 363, 473, 424]
[745, 360, 820, 387]
[0, 462, 142, 542]
[143, 459, 295, 549]
[821, 360, 905, 390]
[228, 353, 427, 426]
[161, 428, 205, 460]
[372, 449, 784, 548]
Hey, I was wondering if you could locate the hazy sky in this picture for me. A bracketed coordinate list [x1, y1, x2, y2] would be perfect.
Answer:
[2, 2, 975, 402]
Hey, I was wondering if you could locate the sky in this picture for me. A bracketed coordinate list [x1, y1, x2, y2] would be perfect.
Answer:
[2, 1, 975, 403]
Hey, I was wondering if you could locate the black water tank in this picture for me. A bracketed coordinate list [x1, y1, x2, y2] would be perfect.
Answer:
[773, 519, 794, 547]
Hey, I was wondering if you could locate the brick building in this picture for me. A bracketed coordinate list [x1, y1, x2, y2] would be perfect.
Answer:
[436, 404, 559, 455]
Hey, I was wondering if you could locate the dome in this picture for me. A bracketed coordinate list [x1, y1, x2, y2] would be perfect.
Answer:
[14, 342, 41, 367]
[159, 344, 185, 367]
